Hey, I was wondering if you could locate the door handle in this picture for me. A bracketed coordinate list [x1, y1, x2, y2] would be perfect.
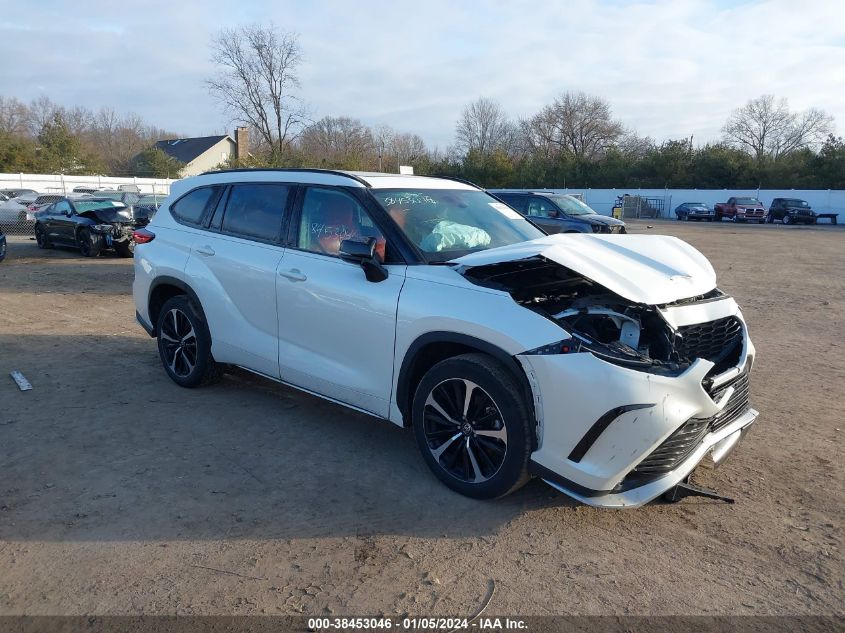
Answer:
[196, 246, 215, 256]
[279, 268, 307, 282]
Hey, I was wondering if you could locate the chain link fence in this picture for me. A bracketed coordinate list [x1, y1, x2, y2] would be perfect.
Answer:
[0, 173, 174, 235]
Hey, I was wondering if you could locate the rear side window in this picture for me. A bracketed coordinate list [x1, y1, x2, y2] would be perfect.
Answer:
[171, 187, 219, 225]
[221, 184, 289, 243]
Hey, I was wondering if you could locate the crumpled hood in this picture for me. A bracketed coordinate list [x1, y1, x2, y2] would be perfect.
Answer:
[451, 233, 717, 305]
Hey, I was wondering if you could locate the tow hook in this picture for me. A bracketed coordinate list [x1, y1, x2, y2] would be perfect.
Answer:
[662, 477, 735, 504]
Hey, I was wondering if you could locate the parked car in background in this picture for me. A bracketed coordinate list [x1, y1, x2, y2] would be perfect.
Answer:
[132, 169, 756, 507]
[714, 197, 766, 222]
[0, 227, 6, 263]
[132, 193, 167, 226]
[34, 197, 140, 257]
[72, 186, 110, 194]
[90, 190, 142, 206]
[767, 198, 817, 225]
[0, 188, 38, 199]
[674, 202, 714, 221]
[0, 192, 41, 230]
[490, 190, 626, 234]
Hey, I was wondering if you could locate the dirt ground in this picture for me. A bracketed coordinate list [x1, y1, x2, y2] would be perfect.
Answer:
[0, 220, 842, 617]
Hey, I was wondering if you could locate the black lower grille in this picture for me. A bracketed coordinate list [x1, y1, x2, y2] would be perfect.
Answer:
[630, 370, 751, 476]
[709, 371, 751, 432]
[675, 316, 743, 365]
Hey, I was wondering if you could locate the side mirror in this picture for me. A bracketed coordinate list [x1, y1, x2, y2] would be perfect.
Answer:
[62, 210, 71, 217]
[339, 237, 388, 283]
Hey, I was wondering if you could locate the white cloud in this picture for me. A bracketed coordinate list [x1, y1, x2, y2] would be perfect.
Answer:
[1, 0, 843, 149]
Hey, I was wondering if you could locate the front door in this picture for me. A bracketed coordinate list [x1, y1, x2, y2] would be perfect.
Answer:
[276, 186, 405, 417]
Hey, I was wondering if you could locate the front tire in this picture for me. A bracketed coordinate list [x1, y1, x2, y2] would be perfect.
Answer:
[782, 214, 791, 225]
[412, 353, 532, 499]
[78, 228, 103, 257]
[156, 296, 223, 388]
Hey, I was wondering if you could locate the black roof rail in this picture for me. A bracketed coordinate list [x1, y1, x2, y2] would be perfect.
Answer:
[431, 174, 484, 190]
[200, 167, 372, 188]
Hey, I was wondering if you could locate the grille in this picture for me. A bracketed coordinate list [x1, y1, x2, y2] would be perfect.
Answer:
[675, 316, 743, 364]
[632, 418, 710, 475]
[631, 370, 751, 476]
[709, 370, 751, 432]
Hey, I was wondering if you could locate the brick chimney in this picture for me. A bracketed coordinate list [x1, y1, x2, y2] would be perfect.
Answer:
[235, 126, 249, 160]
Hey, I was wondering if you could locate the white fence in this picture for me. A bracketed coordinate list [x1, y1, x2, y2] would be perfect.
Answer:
[540, 188, 845, 217]
[0, 172, 176, 195]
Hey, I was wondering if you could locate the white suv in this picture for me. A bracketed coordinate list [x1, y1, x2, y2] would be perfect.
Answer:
[132, 169, 758, 507]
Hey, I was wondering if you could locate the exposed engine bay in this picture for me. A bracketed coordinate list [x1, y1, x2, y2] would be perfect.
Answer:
[459, 256, 740, 374]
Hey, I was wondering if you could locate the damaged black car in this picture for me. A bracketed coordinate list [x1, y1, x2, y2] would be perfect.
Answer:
[34, 197, 140, 257]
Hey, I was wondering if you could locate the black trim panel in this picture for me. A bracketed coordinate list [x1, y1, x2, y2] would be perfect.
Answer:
[567, 403, 655, 463]
[135, 311, 155, 337]
[146, 276, 204, 334]
[396, 331, 532, 425]
[529, 460, 610, 498]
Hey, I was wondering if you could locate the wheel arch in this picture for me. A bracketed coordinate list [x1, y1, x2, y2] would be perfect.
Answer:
[396, 332, 535, 436]
[147, 276, 205, 335]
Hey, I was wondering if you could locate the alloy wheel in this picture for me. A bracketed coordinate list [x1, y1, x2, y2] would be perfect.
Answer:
[159, 308, 198, 378]
[422, 378, 508, 483]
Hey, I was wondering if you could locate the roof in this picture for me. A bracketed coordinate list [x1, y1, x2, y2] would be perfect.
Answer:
[188, 168, 479, 193]
[154, 135, 232, 164]
[344, 171, 477, 190]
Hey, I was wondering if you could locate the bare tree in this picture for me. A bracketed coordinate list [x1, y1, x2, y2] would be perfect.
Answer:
[0, 96, 30, 136]
[454, 98, 514, 157]
[722, 95, 834, 160]
[298, 116, 375, 169]
[207, 24, 308, 159]
[523, 92, 623, 161]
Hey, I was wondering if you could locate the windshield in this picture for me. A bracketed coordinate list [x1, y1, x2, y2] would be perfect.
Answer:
[688, 202, 707, 208]
[547, 195, 596, 216]
[371, 189, 545, 262]
[735, 198, 761, 205]
[783, 199, 809, 207]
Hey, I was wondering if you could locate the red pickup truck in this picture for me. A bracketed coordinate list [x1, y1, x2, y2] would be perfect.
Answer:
[714, 197, 766, 222]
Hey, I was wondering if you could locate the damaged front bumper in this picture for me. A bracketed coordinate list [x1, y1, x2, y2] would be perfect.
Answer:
[519, 298, 758, 508]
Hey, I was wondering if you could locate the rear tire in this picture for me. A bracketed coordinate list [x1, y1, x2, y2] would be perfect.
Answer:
[411, 353, 532, 499]
[35, 224, 52, 249]
[78, 228, 102, 257]
[156, 296, 223, 388]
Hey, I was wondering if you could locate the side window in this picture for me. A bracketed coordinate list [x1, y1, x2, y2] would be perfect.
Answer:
[500, 195, 527, 214]
[296, 187, 386, 259]
[221, 184, 289, 243]
[54, 201, 72, 214]
[171, 186, 220, 226]
[526, 197, 558, 218]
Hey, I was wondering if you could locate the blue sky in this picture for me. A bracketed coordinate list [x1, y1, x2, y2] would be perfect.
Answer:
[1, 0, 843, 149]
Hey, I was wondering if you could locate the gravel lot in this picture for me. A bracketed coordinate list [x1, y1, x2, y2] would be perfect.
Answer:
[0, 220, 842, 617]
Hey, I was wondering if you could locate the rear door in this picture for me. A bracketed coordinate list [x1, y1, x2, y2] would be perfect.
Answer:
[275, 186, 406, 416]
[184, 182, 291, 378]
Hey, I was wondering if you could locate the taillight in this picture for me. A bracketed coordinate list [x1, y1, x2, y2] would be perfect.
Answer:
[27, 204, 37, 211]
[133, 228, 155, 244]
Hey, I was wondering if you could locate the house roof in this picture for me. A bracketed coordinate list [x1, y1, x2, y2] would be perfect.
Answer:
[154, 135, 232, 164]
